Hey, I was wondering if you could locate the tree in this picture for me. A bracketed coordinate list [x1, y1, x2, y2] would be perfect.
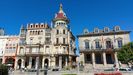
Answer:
[0, 64, 8, 75]
[117, 42, 133, 65]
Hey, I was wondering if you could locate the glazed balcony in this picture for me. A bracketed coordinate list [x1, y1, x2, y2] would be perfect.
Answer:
[79, 47, 117, 53]
[25, 51, 43, 56]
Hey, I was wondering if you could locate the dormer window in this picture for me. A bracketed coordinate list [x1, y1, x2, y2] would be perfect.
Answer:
[94, 28, 99, 33]
[83, 28, 89, 34]
[104, 27, 109, 32]
[114, 26, 120, 31]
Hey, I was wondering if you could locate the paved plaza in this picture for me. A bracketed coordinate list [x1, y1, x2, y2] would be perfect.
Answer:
[8, 70, 133, 75]
[9, 70, 92, 75]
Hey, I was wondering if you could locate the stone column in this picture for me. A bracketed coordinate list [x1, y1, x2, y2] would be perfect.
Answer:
[35, 57, 39, 69]
[28, 57, 32, 69]
[103, 52, 107, 66]
[59, 56, 62, 69]
[42, 57, 45, 69]
[65, 56, 68, 66]
[2, 56, 5, 64]
[69, 56, 72, 66]
[51, 57, 55, 68]
[114, 52, 119, 68]
[49, 57, 51, 67]
[21, 59, 25, 68]
[92, 52, 95, 68]
[14, 58, 18, 70]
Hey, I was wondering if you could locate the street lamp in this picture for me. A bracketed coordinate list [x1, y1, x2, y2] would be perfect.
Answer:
[36, 41, 41, 75]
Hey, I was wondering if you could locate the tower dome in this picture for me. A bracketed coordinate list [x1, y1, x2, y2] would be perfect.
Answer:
[53, 4, 69, 24]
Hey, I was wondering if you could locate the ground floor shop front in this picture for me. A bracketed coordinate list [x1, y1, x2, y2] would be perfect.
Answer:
[14, 55, 76, 70]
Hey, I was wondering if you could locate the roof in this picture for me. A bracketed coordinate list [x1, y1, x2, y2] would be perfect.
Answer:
[53, 4, 69, 23]
[77, 30, 131, 38]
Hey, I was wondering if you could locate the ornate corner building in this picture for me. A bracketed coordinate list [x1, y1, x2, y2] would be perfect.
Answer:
[16, 4, 77, 70]
[0, 4, 77, 70]
[77, 26, 131, 69]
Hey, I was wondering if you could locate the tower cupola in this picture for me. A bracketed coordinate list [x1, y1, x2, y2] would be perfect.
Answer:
[53, 4, 69, 27]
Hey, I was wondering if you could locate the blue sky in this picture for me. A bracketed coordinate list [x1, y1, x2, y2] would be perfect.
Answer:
[0, 0, 133, 46]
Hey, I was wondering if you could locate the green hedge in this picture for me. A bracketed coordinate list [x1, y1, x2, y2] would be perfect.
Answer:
[0, 64, 8, 75]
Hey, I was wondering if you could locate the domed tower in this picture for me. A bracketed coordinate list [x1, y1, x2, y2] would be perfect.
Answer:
[51, 4, 76, 69]
[53, 4, 69, 28]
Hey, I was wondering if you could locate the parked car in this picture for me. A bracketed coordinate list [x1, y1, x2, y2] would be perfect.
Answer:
[52, 67, 59, 71]
[119, 68, 131, 71]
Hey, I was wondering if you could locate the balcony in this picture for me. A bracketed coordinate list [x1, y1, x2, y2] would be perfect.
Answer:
[54, 43, 69, 46]
[79, 47, 117, 53]
[25, 43, 43, 47]
[53, 51, 69, 55]
[25, 51, 43, 56]
[45, 41, 52, 45]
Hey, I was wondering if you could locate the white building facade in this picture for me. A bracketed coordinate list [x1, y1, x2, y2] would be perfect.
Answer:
[0, 36, 7, 64]
[16, 4, 76, 70]
[77, 26, 130, 69]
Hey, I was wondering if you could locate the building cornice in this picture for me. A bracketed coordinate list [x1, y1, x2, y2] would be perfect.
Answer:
[77, 31, 131, 38]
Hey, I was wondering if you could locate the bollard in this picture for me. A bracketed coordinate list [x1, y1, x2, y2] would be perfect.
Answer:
[44, 64, 48, 75]
[44, 69, 48, 75]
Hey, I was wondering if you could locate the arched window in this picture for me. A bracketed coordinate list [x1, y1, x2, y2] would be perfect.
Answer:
[38, 31, 40, 35]
[41, 30, 43, 35]
[33, 31, 35, 35]
[63, 29, 65, 34]
[30, 31, 32, 35]
[36, 31, 38, 35]
[31, 25, 33, 28]
[57, 30, 59, 34]
[33, 25, 35, 28]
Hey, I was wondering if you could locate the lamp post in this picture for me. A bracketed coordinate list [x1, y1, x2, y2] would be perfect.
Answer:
[36, 42, 41, 75]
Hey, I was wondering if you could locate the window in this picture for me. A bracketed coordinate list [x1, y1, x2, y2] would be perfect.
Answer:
[56, 38, 59, 44]
[104, 27, 109, 32]
[116, 27, 120, 31]
[36, 31, 38, 35]
[85, 54, 91, 63]
[30, 31, 32, 35]
[63, 38, 65, 44]
[33, 31, 35, 35]
[38, 31, 40, 35]
[118, 40, 123, 48]
[106, 41, 112, 48]
[63, 30, 65, 34]
[41, 25, 43, 27]
[94, 28, 99, 33]
[31, 25, 33, 28]
[63, 47, 65, 52]
[57, 30, 59, 34]
[83, 28, 89, 34]
[95, 41, 100, 49]
[41, 30, 43, 35]
[114, 26, 120, 31]
[85, 41, 89, 49]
